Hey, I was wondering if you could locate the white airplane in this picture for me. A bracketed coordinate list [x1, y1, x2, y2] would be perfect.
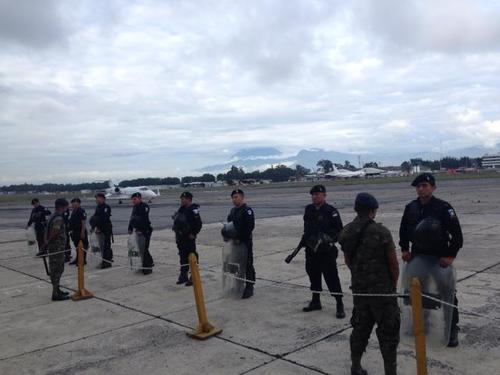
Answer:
[326, 165, 366, 179]
[105, 181, 159, 204]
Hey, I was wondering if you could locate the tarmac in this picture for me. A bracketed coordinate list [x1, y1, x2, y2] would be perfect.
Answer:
[0, 178, 499, 374]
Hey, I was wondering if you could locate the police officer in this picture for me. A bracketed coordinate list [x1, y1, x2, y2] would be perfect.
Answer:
[226, 189, 255, 299]
[128, 192, 154, 275]
[399, 172, 463, 347]
[300, 185, 345, 318]
[68, 198, 89, 266]
[172, 191, 202, 286]
[89, 193, 113, 269]
[63, 206, 72, 263]
[340, 193, 400, 375]
[26, 198, 51, 256]
[44, 198, 70, 301]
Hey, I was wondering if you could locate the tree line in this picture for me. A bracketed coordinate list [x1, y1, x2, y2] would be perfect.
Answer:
[400, 156, 483, 173]
[1, 156, 485, 193]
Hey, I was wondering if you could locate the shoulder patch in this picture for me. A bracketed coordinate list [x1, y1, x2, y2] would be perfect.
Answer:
[332, 211, 339, 218]
[448, 208, 456, 218]
[192, 208, 199, 215]
[247, 209, 253, 216]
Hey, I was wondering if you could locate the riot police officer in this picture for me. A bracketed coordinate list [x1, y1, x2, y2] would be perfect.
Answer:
[172, 191, 202, 286]
[226, 189, 255, 299]
[26, 198, 51, 256]
[89, 193, 113, 269]
[399, 173, 463, 347]
[128, 192, 154, 275]
[63, 206, 72, 263]
[68, 198, 89, 266]
[301, 185, 345, 319]
[340, 193, 400, 375]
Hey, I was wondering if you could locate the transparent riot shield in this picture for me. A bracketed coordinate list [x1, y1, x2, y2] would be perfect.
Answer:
[222, 240, 248, 297]
[400, 254, 457, 347]
[127, 231, 143, 271]
[89, 231, 103, 269]
[26, 225, 38, 257]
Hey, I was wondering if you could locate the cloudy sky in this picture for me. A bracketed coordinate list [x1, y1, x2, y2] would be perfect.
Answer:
[1, 0, 500, 184]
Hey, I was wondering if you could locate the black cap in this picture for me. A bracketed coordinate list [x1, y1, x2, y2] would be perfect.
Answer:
[70, 197, 81, 203]
[354, 192, 379, 212]
[55, 198, 69, 208]
[31, 198, 39, 205]
[180, 191, 193, 199]
[131, 192, 141, 198]
[95, 192, 106, 199]
[231, 189, 244, 197]
[310, 185, 326, 194]
[411, 173, 436, 187]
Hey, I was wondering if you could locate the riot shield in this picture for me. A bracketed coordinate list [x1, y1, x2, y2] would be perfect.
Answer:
[89, 231, 104, 269]
[222, 240, 248, 297]
[400, 254, 456, 347]
[127, 231, 143, 271]
[25, 225, 38, 257]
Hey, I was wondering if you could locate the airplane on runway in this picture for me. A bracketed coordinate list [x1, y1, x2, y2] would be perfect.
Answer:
[325, 165, 366, 179]
[104, 181, 159, 204]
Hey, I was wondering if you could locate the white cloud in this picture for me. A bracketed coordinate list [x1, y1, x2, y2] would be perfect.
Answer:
[0, 0, 499, 184]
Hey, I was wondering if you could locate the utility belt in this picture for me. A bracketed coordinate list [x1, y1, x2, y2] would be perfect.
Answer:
[304, 233, 336, 254]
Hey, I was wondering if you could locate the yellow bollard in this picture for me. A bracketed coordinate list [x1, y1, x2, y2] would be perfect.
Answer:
[410, 277, 428, 375]
[71, 240, 93, 301]
[186, 253, 222, 340]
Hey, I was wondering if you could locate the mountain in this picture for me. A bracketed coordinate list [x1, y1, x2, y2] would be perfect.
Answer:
[197, 144, 500, 174]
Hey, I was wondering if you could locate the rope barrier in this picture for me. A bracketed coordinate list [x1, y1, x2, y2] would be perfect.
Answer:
[4, 241, 499, 324]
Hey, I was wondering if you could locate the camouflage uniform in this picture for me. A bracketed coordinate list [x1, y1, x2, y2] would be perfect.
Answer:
[340, 216, 400, 375]
[46, 213, 67, 294]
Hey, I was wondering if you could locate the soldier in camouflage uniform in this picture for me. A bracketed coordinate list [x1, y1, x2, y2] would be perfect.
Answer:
[339, 193, 400, 375]
[44, 198, 70, 301]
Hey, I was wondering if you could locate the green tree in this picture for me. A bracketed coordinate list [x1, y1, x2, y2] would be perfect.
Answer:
[316, 159, 333, 173]
[401, 161, 412, 173]
[295, 164, 310, 178]
[363, 162, 379, 168]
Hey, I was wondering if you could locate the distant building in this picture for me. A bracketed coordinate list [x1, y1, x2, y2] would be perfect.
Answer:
[482, 154, 500, 168]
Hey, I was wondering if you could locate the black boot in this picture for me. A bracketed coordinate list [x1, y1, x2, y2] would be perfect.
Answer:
[52, 291, 70, 301]
[447, 326, 459, 347]
[351, 367, 368, 375]
[241, 284, 254, 299]
[185, 277, 193, 286]
[303, 293, 322, 312]
[58, 288, 69, 296]
[100, 261, 112, 269]
[143, 269, 152, 275]
[176, 272, 188, 285]
[336, 299, 346, 319]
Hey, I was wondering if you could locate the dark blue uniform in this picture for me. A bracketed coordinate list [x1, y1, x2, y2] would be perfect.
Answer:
[90, 203, 113, 266]
[301, 202, 344, 304]
[173, 204, 202, 277]
[27, 205, 51, 250]
[227, 204, 255, 287]
[69, 207, 89, 262]
[128, 202, 154, 271]
[63, 208, 72, 261]
[399, 196, 463, 333]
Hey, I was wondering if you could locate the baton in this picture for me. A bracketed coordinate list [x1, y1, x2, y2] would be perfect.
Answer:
[42, 255, 50, 276]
